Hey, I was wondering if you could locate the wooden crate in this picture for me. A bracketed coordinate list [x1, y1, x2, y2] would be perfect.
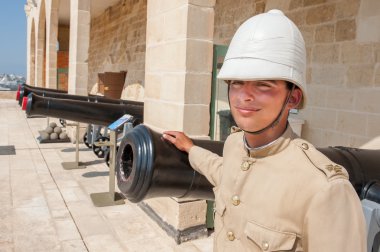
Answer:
[98, 71, 127, 99]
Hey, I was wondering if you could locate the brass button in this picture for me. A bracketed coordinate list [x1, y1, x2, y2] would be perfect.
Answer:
[241, 161, 250, 171]
[301, 143, 309, 150]
[262, 241, 269, 250]
[227, 231, 235, 241]
[232, 195, 240, 206]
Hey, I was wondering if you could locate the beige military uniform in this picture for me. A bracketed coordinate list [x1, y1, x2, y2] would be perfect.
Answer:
[189, 125, 366, 252]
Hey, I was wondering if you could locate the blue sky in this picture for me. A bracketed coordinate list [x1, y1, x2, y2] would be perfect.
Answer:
[0, 1, 26, 77]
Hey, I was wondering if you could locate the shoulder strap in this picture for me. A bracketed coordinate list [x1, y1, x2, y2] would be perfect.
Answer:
[293, 139, 349, 181]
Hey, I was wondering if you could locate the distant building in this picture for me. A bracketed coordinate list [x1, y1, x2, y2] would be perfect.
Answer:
[0, 74, 25, 90]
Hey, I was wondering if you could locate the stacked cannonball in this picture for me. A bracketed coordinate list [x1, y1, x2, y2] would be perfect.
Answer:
[40, 122, 69, 141]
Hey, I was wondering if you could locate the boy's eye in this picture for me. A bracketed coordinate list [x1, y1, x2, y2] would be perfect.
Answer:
[256, 81, 274, 89]
[257, 81, 272, 87]
[230, 81, 243, 86]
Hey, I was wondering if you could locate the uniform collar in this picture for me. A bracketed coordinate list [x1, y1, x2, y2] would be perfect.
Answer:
[244, 124, 297, 158]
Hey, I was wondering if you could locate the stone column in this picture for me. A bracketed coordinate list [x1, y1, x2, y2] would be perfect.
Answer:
[35, 1, 46, 87]
[45, 0, 59, 89]
[144, 0, 215, 243]
[68, 0, 90, 95]
[24, 3, 35, 85]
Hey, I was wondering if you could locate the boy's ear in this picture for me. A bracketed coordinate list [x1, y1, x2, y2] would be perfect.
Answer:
[288, 88, 302, 109]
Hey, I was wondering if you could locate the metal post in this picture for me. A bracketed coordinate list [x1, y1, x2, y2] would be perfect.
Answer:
[90, 129, 124, 207]
[61, 122, 86, 170]
[109, 130, 116, 196]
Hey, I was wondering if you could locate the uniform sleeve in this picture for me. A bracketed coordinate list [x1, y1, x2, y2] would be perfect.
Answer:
[188, 146, 223, 187]
[303, 179, 367, 252]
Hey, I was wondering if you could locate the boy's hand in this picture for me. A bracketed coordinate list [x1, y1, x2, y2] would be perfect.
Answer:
[162, 131, 194, 153]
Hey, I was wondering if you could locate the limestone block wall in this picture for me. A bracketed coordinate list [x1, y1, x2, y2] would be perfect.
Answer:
[214, 0, 266, 45]
[213, 0, 380, 147]
[88, 0, 147, 94]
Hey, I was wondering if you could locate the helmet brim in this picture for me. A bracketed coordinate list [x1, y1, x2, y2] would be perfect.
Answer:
[217, 58, 306, 109]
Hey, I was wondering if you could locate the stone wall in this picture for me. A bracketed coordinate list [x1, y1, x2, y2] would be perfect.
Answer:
[214, 0, 266, 45]
[88, 0, 147, 94]
[0, 91, 17, 99]
[213, 0, 380, 147]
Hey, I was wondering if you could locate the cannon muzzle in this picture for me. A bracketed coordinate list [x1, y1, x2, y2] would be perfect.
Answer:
[18, 84, 67, 106]
[26, 93, 144, 126]
[116, 125, 380, 203]
[116, 125, 224, 203]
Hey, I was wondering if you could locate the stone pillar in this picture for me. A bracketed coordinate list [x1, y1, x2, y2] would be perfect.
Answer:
[144, 0, 215, 243]
[35, 1, 46, 87]
[24, 3, 35, 85]
[68, 0, 90, 95]
[45, 0, 59, 89]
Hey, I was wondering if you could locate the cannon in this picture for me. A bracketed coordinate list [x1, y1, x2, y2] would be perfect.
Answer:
[25, 93, 143, 126]
[116, 124, 380, 203]
[116, 125, 224, 203]
[17, 84, 67, 106]
[25, 92, 144, 160]
[20, 87, 143, 106]
[20, 86, 143, 145]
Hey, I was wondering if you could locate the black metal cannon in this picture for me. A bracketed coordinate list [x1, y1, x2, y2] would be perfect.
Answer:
[116, 125, 224, 203]
[20, 87, 143, 106]
[116, 124, 380, 203]
[17, 84, 67, 106]
[25, 93, 144, 126]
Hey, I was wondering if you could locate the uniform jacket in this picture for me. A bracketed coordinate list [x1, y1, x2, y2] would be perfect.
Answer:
[188, 126, 366, 252]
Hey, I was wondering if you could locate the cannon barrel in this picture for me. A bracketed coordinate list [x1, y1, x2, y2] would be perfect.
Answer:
[22, 84, 68, 93]
[26, 93, 144, 126]
[18, 84, 67, 106]
[116, 124, 380, 203]
[24, 88, 142, 106]
[18, 84, 143, 108]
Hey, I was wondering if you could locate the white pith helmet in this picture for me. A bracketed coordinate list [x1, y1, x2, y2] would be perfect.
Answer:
[218, 9, 307, 108]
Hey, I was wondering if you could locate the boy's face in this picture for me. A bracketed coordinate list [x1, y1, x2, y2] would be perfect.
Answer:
[228, 80, 291, 133]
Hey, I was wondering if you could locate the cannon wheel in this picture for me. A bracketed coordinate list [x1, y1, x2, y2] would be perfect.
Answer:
[105, 146, 119, 167]
[92, 136, 110, 158]
[83, 127, 104, 149]
[83, 132, 92, 148]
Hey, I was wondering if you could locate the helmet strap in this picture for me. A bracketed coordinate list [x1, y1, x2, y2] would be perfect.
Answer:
[232, 84, 295, 135]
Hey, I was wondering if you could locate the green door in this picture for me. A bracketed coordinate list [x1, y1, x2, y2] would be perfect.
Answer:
[206, 44, 231, 229]
[210, 44, 235, 142]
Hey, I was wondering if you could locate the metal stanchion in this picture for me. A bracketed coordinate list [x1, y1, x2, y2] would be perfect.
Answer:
[61, 122, 86, 170]
[90, 114, 133, 207]
[90, 130, 124, 206]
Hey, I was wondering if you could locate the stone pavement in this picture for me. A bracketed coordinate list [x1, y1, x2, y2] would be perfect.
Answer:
[0, 99, 213, 252]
